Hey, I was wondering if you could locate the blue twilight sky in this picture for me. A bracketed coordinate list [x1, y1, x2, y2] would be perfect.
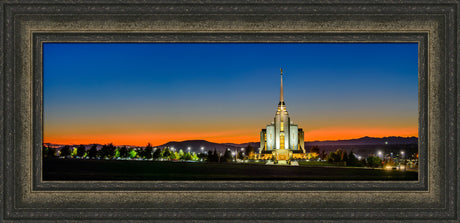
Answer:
[43, 43, 418, 145]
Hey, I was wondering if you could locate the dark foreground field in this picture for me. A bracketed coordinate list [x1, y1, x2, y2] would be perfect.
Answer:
[43, 158, 418, 181]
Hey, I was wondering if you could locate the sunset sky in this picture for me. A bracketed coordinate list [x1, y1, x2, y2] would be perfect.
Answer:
[43, 43, 418, 146]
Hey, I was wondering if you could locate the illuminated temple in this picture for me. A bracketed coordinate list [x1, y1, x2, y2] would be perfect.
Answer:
[258, 69, 306, 164]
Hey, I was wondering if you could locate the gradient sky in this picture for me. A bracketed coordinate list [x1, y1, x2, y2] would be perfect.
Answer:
[43, 43, 418, 146]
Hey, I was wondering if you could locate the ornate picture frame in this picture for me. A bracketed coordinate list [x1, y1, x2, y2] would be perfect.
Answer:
[1, 0, 458, 221]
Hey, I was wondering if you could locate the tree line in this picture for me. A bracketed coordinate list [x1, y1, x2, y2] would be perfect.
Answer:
[43, 143, 202, 161]
[43, 144, 394, 168]
[322, 148, 388, 168]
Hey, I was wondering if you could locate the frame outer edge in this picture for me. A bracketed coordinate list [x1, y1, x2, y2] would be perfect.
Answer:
[0, 1, 4, 221]
[452, 2, 460, 220]
[4, 1, 15, 221]
[0, 0, 459, 221]
[17, 5, 438, 218]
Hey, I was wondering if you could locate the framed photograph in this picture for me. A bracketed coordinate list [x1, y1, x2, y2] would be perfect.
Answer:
[1, 0, 458, 221]
[41, 42, 420, 182]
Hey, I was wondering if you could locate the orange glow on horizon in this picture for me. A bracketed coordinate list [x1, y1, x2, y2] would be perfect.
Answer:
[304, 127, 418, 141]
[44, 126, 418, 146]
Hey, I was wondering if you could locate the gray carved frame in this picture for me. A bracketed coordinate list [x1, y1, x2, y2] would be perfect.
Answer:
[1, 0, 458, 221]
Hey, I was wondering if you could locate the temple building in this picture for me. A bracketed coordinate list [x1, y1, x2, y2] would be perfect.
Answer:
[259, 69, 306, 164]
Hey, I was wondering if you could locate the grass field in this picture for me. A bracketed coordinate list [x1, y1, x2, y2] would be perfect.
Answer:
[297, 161, 341, 166]
[43, 158, 418, 181]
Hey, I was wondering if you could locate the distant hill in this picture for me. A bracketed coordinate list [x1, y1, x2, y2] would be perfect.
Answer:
[158, 140, 240, 154]
[43, 143, 137, 151]
[222, 142, 260, 149]
[306, 136, 418, 146]
[155, 137, 417, 155]
[45, 136, 418, 155]
[221, 136, 418, 148]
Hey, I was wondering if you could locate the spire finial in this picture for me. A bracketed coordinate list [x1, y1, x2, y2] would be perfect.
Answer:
[280, 68, 284, 103]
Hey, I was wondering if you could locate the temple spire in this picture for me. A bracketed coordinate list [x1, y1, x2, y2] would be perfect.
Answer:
[280, 68, 284, 103]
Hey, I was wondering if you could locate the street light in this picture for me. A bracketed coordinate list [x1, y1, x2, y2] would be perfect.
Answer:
[187, 147, 191, 152]
[400, 151, 406, 169]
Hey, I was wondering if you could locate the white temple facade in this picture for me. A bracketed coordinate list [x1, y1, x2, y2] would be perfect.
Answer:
[260, 69, 305, 160]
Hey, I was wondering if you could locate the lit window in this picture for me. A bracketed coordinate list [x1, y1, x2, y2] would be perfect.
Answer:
[280, 134, 285, 149]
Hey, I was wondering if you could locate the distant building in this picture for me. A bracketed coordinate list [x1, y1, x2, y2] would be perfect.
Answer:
[259, 69, 306, 163]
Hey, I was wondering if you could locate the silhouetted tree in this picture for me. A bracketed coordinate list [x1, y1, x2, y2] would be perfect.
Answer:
[347, 151, 361, 166]
[222, 149, 233, 162]
[245, 145, 255, 158]
[99, 144, 112, 159]
[327, 149, 351, 163]
[207, 150, 214, 162]
[197, 152, 207, 161]
[183, 152, 192, 160]
[107, 143, 116, 158]
[152, 148, 162, 159]
[238, 151, 245, 160]
[319, 151, 327, 160]
[144, 143, 153, 159]
[77, 145, 86, 157]
[343, 151, 349, 163]
[213, 149, 219, 162]
[162, 147, 172, 159]
[43, 145, 56, 158]
[367, 156, 382, 168]
[310, 146, 320, 154]
[88, 145, 98, 158]
[119, 146, 128, 158]
[60, 145, 71, 157]
[207, 149, 219, 162]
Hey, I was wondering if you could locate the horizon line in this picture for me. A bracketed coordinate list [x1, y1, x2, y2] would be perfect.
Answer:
[43, 135, 418, 147]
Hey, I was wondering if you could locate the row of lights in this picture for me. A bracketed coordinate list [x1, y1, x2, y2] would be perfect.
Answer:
[167, 146, 245, 153]
[377, 151, 405, 157]
[169, 146, 246, 152]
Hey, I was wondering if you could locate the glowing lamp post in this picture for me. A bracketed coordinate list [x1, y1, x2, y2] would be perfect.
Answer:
[400, 151, 406, 170]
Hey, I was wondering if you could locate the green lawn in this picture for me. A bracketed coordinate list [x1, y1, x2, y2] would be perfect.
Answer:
[297, 161, 340, 166]
[43, 158, 418, 181]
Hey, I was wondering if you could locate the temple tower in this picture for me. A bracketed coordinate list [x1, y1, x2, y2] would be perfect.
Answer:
[259, 69, 305, 163]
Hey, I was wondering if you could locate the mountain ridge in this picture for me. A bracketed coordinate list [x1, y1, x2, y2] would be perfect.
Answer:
[45, 136, 417, 154]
